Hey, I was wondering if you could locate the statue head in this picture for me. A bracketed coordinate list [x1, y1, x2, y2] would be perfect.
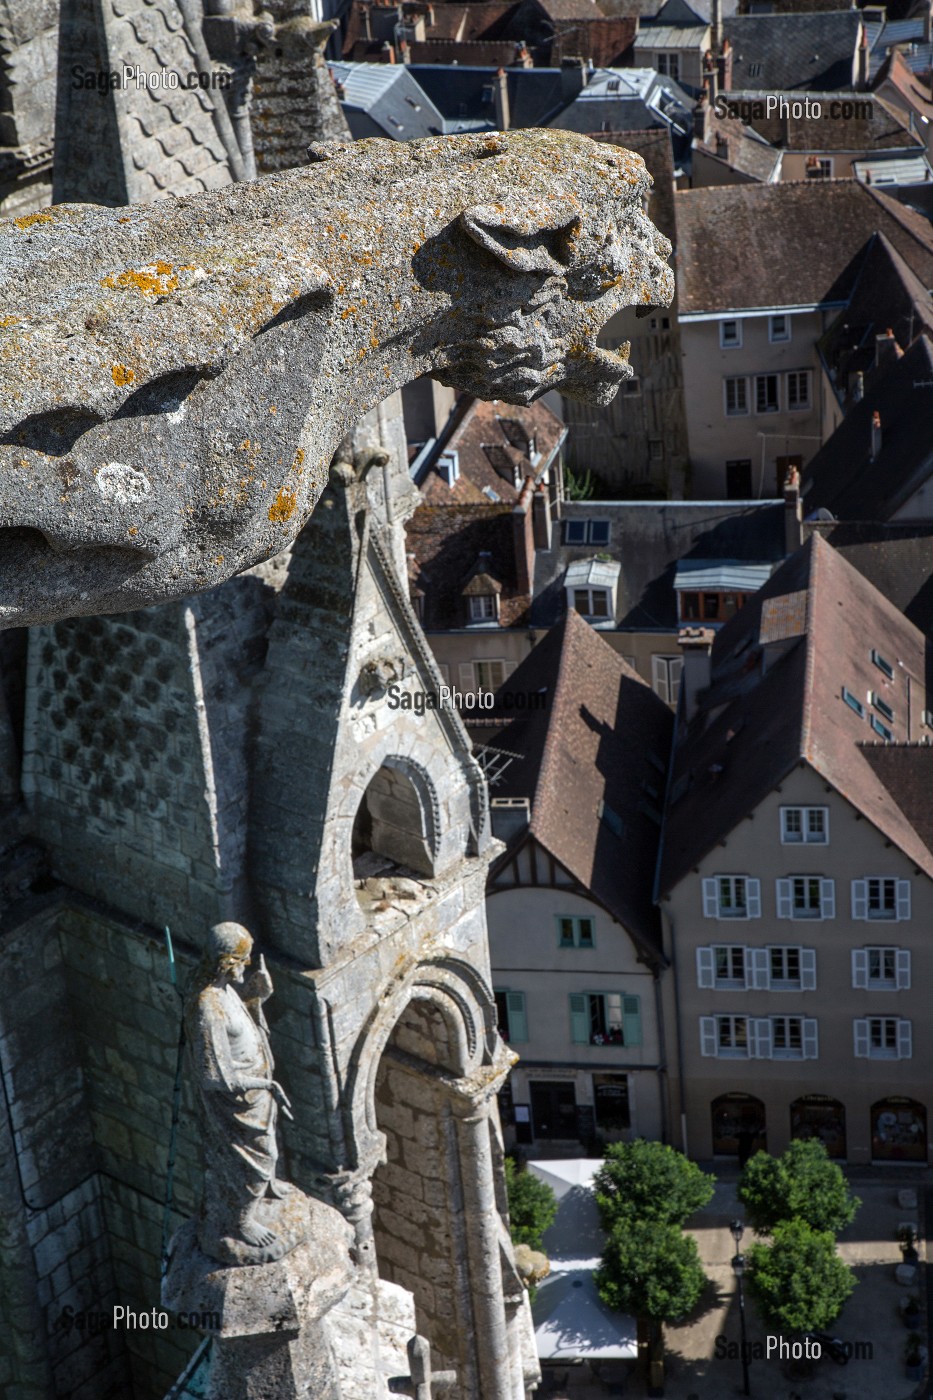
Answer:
[207, 922, 253, 981]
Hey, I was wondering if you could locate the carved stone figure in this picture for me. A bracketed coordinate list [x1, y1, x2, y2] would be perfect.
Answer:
[0, 128, 673, 627]
[184, 920, 304, 1266]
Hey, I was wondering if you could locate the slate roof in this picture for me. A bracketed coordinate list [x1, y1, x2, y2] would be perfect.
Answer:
[551, 66, 694, 140]
[806, 521, 933, 637]
[658, 533, 933, 895]
[818, 231, 933, 405]
[417, 397, 566, 506]
[694, 114, 783, 183]
[531, 500, 787, 630]
[486, 610, 675, 957]
[802, 335, 933, 522]
[723, 11, 862, 91]
[406, 501, 533, 627]
[409, 63, 567, 128]
[332, 62, 452, 137]
[675, 179, 933, 313]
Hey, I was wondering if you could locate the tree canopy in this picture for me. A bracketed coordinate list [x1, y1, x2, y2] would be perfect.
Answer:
[596, 1219, 707, 1322]
[593, 1139, 715, 1231]
[738, 1139, 860, 1236]
[504, 1157, 558, 1250]
[747, 1220, 857, 1332]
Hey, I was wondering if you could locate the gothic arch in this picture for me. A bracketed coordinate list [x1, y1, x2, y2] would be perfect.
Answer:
[350, 754, 441, 881]
[345, 957, 498, 1170]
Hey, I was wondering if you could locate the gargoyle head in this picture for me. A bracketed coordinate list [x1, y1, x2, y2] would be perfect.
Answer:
[0, 130, 672, 626]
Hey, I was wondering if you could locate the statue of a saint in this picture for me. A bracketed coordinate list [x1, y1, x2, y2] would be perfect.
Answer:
[185, 921, 300, 1265]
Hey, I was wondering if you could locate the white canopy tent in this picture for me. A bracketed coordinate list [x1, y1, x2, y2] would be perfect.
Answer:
[528, 1159, 638, 1363]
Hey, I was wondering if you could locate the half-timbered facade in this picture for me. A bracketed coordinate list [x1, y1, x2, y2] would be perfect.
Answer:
[480, 611, 674, 1150]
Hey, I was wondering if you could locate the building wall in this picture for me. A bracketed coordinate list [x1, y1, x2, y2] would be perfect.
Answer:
[488, 882, 664, 1147]
[681, 311, 827, 498]
[662, 764, 933, 1163]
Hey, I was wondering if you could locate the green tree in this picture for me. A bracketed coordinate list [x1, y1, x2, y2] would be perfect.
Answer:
[738, 1139, 860, 1236]
[596, 1219, 707, 1321]
[593, 1139, 715, 1231]
[504, 1157, 558, 1250]
[563, 465, 594, 500]
[747, 1220, 856, 1332]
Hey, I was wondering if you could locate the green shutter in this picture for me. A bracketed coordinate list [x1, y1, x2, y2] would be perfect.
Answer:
[622, 995, 642, 1046]
[506, 991, 527, 1043]
[569, 993, 589, 1043]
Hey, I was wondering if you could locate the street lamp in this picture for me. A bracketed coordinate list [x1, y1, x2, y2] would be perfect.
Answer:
[730, 1219, 751, 1397]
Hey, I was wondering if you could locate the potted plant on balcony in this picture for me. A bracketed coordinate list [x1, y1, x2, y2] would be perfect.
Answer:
[902, 1294, 923, 1330]
[905, 1333, 925, 1381]
[897, 1225, 919, 1263]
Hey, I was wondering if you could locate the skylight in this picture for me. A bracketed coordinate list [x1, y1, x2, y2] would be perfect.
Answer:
[871, 649, 894, 680]
[871, 693, 894, 725]
[870, 714, 893, 742]
[842, 687, 864, 717]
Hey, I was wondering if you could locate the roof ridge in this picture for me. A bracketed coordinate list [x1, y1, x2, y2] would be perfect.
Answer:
[800, 533, 822, 762]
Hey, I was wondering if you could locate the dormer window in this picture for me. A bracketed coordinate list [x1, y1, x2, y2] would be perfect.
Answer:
[469, 594, 497, 622]
[437, 449, 459, 486]
[564, 558, 620, 625]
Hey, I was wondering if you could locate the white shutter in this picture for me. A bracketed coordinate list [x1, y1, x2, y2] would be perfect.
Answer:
[459, 663, 474, 692]
[652, 655, 670, 704]
[746, 879, 761, 918]
[897, 1019, 913, 1059]
[896, 880, 911, 921]
[776, 878, 792, 919]
[697, 947, 715, 988]
[750, 1018, 772, 1060]
[700, 1017, 718, 1057]
[853, 1018, 869, 1057]
[851, 879, 868, 920]
[802, 1018, 819, 1059]
[747, 948, 770, 990]
[702, 879, 719, 918]
[896, 949, 911, 990]
[820, 879, 835, 919]
[852, 949, 869, 989]
[800, 948, 817, 991]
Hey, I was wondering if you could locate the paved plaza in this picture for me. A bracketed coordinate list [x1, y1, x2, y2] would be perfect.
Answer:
[538, 1170, 930, 1400]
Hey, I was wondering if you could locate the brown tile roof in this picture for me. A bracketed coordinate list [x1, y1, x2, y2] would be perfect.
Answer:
[676, 179, 933, 313]
[418, 396, 565, 506]
[874, 47, 933, 124]
[802, 334, 933, 521]
[694, 119, 784, 183]
[738, 92, 919, 153]
[659, 534, 933, 894]
[487, 610, 674, 955]
[406, 501, 533, 627]
[549, 16, 638, 65]
[406, 37, 522, 61]
[759, 590, 808, 643]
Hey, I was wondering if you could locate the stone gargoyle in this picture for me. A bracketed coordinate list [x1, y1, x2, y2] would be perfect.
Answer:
[0, 129, 673, 627]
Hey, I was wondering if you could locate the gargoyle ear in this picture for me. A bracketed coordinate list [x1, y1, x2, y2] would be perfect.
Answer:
[460, 203, 583, 275]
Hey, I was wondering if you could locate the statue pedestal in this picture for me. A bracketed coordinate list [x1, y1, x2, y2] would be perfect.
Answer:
[163, 1192, 356, 1400]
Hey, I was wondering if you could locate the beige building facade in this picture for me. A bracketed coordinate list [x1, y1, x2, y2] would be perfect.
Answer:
[680, 309, 828, 499]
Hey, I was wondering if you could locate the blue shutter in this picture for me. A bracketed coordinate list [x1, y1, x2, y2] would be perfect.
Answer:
[897, 1020, 913, 1060]
[569, 993, 589, 1044]
[896, 950, 911, 990]
[506, 992, 527, 1044]
[747, 948, 769, 990]
[776, 879, 792, 919]
[852, 950, 868, 989]
[802, 1018, 819, 1059]
[851, 880, 868, 920]
[896, 881, 911, 921]
[700, 1017, 717, 1057]
[799, 948, 816, 991]
[820, 879, 835, 919]
[853, 1019, 869, 1057]
[745, 879, 761, 918]
[697, 947, 715, 988]
[622, 995, 642, 1047]
[702, 879, 719, 918]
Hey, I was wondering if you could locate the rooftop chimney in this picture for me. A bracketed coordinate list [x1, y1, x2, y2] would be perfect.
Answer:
[561, 56, 588, 104]
[494, 67, 510, 130]
[870, 409, 882, 460]
[717, 37, 732, 94]
[703, 49, 719, 106]
[874, 327, 902, 368]
[694, 89, 711, 143]
[532, 484, 552, 551]
[783, 464, 802, 553]
[678, 628, 715, 722]
[857, 29, 869, 89]
[512, 477, 536, 594]
[711, 0, 723, 54]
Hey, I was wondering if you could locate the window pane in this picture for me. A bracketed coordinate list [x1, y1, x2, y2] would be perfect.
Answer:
[590, 591, 610, 618]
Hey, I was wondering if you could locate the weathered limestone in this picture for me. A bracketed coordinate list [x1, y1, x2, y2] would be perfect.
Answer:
[183, 922, 305, 1266]
[0, 129, 672, 626]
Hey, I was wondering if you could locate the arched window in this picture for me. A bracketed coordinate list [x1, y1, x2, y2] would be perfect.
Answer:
[352, 758, 438, 888]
